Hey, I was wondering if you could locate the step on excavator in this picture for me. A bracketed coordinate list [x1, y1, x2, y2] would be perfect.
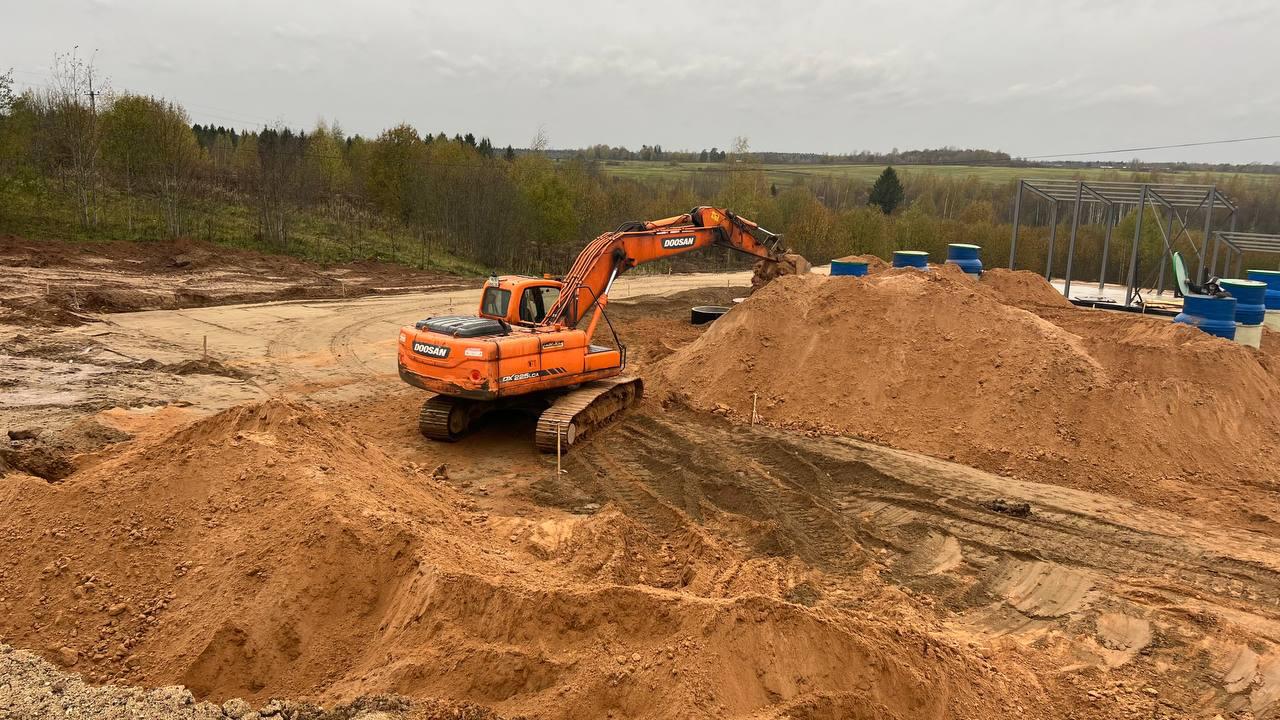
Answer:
[397, 206, 783, 451]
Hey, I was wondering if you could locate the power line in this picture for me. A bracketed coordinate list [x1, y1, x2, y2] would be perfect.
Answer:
[1024, 134, 1280, 159]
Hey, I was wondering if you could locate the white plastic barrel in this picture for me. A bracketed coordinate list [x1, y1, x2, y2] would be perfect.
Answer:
[1236, 323, 1263, 349]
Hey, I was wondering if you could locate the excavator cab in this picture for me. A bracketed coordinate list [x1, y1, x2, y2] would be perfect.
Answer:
[479, 276, 565, 326]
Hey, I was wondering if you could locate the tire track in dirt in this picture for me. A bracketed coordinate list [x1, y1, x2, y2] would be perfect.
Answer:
[564, 406, 1280, 700]
[573, 414, 864, 572]
[565, 433, 690, 537]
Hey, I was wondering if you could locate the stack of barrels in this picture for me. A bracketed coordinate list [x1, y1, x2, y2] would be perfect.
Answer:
[1247, 269, 1280, 332]
[1220, 279, 1266, 348]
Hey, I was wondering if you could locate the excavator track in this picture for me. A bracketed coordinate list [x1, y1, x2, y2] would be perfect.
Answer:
[418, 394, 479, 441]
[534, 377, 643, 453]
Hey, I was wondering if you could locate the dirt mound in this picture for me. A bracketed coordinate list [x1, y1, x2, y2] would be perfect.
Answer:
[0, 295, 98, 327]
[1, 416, 134, 481]
[132, 356, 252, 380]
[0, 234, 467, 327]
[980, 267, 1074, 309]
[657, 270, 1280, 530]
[0, 397, 1051, 718]
[834, 254, 891, 273]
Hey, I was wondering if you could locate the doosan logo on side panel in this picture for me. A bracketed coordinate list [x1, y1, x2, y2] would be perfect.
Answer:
[412, 341, 450, 359]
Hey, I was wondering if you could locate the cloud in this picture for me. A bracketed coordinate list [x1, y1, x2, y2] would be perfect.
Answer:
[1075, 83, 1167, 108]
[422, 49, 495, 79]
[527, 46, 923, 109]
[8, 0, 1279, 160]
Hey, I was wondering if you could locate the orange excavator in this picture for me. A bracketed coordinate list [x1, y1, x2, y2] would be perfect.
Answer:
[397, 206, 782, 451]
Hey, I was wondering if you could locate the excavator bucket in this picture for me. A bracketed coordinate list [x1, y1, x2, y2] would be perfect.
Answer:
[751, 252, 811, 293]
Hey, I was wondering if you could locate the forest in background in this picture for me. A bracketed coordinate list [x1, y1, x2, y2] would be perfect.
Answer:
[2, 56, 1280, 286]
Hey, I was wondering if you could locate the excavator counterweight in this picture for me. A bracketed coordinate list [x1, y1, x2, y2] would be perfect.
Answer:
[397, 207, 782, 451]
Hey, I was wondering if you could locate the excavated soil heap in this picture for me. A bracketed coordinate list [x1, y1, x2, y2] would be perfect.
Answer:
[834, 254, 892, 274]
[0, 398, 1049, 719]
[978, 268, 1074, 310]
[659, 265, 1280, 531]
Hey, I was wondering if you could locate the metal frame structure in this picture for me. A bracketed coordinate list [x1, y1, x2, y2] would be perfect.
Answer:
[1214, 231, 1280, 277]
[1009, 179, 1237, 306]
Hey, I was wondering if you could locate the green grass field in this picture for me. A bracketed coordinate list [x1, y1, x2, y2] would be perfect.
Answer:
[597, 160, 1280, 188]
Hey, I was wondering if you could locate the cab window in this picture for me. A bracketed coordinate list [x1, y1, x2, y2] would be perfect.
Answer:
[481, 287, 511, 318]
[519, 286, 560, 324]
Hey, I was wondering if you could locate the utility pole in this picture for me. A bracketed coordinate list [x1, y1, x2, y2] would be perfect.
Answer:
[85, 68, 96, 113]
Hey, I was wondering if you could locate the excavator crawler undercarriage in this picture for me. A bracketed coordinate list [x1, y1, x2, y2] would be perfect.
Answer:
[418, 377, 643, 451]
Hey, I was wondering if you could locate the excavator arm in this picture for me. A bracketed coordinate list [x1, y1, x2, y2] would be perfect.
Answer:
[543, 206, 782, 328]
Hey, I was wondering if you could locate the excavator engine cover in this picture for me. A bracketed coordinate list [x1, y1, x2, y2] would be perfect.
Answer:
[415, 316, 509, 338]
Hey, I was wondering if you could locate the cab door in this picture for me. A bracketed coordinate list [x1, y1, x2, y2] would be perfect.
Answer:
[517, 284, 561, 325]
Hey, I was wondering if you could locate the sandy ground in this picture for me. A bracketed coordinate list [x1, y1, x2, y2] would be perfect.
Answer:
[2, 252, 1280, 718]
[0, 235, 472, 328]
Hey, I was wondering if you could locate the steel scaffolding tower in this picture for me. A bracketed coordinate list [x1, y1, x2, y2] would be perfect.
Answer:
[1009, 179, 1236, 306]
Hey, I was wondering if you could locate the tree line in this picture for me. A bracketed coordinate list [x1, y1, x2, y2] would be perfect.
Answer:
[2, 56, 1279, 281]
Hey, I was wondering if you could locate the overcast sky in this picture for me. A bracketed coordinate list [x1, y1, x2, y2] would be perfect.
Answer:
[7, 0, 1280, 163]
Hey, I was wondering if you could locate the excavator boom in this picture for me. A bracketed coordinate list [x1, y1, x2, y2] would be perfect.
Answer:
[545, 206, 781, 326]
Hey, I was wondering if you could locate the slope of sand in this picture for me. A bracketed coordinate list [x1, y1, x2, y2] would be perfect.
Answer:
[657, 264, 1280, 530]
[0, 398, 1053, 719]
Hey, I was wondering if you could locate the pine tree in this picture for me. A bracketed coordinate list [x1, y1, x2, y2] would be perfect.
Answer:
[503, 145, 515, 161]
[868, 166, 905, 215]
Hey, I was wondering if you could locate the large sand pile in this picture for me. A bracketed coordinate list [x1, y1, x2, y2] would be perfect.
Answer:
[658, 266, 1280, 530]
[0, 398, 1049, 719]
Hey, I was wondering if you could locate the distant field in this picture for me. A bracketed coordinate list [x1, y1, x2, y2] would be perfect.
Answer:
[596, 160, 1280, 187]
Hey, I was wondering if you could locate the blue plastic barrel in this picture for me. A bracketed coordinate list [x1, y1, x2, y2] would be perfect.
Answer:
[892, 251, 929, 269]
[1220, 279, 1267, 326]
[1174, 294, 1237, 340]
[831, 260, 869, 277]
[1246, 269, 1280, 310]
[945, 244, 983, 276]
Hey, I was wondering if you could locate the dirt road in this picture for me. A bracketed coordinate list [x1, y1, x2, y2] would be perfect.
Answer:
[102, 270, 755, 400]
[0, 270, 753, 445]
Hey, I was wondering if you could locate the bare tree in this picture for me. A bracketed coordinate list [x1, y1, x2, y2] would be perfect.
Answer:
[529, 124, 549, 153]
[39, 50, 110, 228]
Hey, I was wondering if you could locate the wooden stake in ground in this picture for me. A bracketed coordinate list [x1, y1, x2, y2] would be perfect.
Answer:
[202, 335, 208, 360]
[556, 421, 563, 476]
[751, 392, 758, 425]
